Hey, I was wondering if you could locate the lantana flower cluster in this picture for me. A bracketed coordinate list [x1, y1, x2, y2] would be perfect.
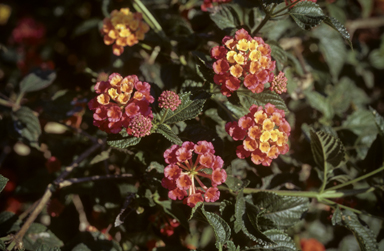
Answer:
[162, 141, 227, 207]
[158, 90, 181, 111]
[270, 71, 288, 94]
[88, 73, 154, 136]
[101, 8, 150, 56]
[201, 0, 232, 11]
[226, 103, 291, 166]
[210, 28, 276, 96]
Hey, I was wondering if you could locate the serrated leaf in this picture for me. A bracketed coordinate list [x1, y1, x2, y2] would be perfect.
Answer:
[323, 16, 352, 48]
[159, 92, 206, 124]
[246, 229, 297, 250]
[146, 161, 164, 173]
[234, 189, 246, 233]
[332, 208, 379, 251]
[267, 40, 288, 66]
[201, 205, 231, 247]
[226, 240, 240, 251]
[245, 203, 275, 244]
[107, 130, 141, 149]
[238, 90, 289, 114]
[289, 1, 325, 30]
[156, 124, 183, 145]
[189, 201, 204, 221]
[20, 70, 56, 93]
[12, 106, 42, 149]
[0, 174, 9, 193]
[310, 131, 345, 173]
[35, 243, 61, 251]
[210, 5, 240, 32]
[90, 148, 111, 165]
[223, 101, 249, 119]
[250, 192, 309, 230]
[370, 107, 384, 135]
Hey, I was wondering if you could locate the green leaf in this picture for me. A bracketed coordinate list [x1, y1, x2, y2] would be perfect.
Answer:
[90, 148, 111, 165]
[73, 18, 101, 37]
[201, 205, 231, 247]
[332, 208, 379, 251]
[238, 90, 289, 114]
[146, 161, 164, 173]
[35, 243, 61, 251]
[289, 1, 325, 30]
[192, 52, 215, 83]
[225, 175, 245, 192]
[250, 192, 309, 230]
[23, 223, 63, 250]
[0, 240, 5, 251]
[246, 229, 297, 250]
[155, 124, 183, 145]
[304, 90, 334, 120]
[72, 243, 92, 251]
[370, 107, 384, 136]
[369, 49, 384, 69]
[107, 130, 141, 149]
[0, 174, 8, 193]
[210, 5, 240, 32]
[267, 40, 288, 67]
[342, 110, 378, 136]
[12, 106, 42, 149]
[234, 189, 246, 233]
[323, 16, 352, 48]
[20, 70, 56, 93]
[310, 130, 345, 171]
[226, 240, 240, 251]
[189, 201, 204, 221]
[223, 101, 249, 119]
[159, 92, 206, 124]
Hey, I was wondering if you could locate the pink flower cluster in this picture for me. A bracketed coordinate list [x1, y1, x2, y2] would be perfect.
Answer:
[201, 0, 232, 11]
[158, 91, 181, 111]
[211, 28, 276, 97]
[226, 103, 291, 166]
[270, 71, 287, 94]
[88, 73, 154, 135]
[12, 17, 46, 46]
[162, 141, 227, 207]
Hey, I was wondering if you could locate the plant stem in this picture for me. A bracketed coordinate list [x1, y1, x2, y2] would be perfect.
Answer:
[253, 12, 271, 35]
[0, 98, 15, 108]
[272, 0, 298, 16]
[325, 166, 384, 191]
[159, 109, 169, 124]
[59, 174, 133, 188]
[132, 0, 166, 39]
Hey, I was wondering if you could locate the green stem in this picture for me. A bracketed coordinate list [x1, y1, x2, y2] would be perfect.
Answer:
[320, 198, 383, 219]
[325, 166, 384, 191]
[159, 109, 169, 124]
[253, 12, 271, 35]
[132, 0, 164, 37]
[0, 98, 15, 108]
[271, 0, 298, 16]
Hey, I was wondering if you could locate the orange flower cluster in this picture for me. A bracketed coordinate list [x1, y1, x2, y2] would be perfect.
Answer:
[101, 8, 150, 56]
[211, 28, 276, 96]
[225, 103, 290, 166]
[300, 238, 325, 251]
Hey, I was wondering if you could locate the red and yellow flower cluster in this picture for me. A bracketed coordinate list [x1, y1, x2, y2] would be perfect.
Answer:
[88, 73, 154, 136]
[211, 28, 276, 96]
[101, 8, 150, 56]
[201, 0, 232, 11]
[226, 103, 291, 166]
[162, 141, 227, 207]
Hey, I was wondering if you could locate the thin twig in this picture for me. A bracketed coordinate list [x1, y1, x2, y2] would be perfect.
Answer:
[72, 194, 90, 231]
[59, 174, 133, 188]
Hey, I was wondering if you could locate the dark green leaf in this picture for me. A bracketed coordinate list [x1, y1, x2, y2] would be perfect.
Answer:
[369, 49, 384, 69]
[225, 175, 245, 192]
[234, 189, 246, 233]
[189, 201, 204, 221]
[246, 229, 297, 250]
[0, 240, 5, 251]
[146, 161, 164, 173]
[323, 16, 352, 48]
[223, 101, 249, 119]
[250, 192, 309, 230]
[289, 1, 325, 30]
[36, 243, 61, 251]
[226, 240, 240, 251]
[0, 212, 20, 235]
[192, 51, 215, 83]
[90, 148, 111, 165]
[107, 130, 141, 149]
[0, 174, 8, 193]
[20, 70, 56, 93]
[304, 90, 334, 120]
[12, 106, 42, 149]
[159, 92, 206, 124]
[23, 223, 63, 250]
[332, 208, 379, 251]
[201, 205, 231, 247]
[342, 110, 378, 136]
[73, 18, 101, 36]
[310, 130, 345, 173]
[238, 90, 289, 114]
[210, 5, 240, 31]
[155, 124, 183, 145]
[267, 40, 288, 66]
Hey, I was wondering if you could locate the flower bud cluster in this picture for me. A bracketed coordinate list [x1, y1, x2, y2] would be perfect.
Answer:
[158, 90, 181, 111]
[101, 8, 150, 56]
[270, 71, 287, 94]
[201, 0, 232, 11]
[88, 73, 154, 136]
[211, 28, 276, 96]
[226, 103, 291, 166]
[162, 141, 227, 207]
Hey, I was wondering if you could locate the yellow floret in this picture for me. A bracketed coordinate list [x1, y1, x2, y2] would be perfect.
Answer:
[108, 88, 119, 100]
[226, 51, 237, 64]
[236, 39, 249, 51]
[97, 93, 110, 105]
[249, 40, 259, 51]
[263, 119, 275, 131]
[117, 93, 130, 104]
[249, 50, 261, 62]
[259, 142, 270, 154]
[234, 53, 245, 65]
[270, 129, 281, 142]
[260, 131, 271, 142]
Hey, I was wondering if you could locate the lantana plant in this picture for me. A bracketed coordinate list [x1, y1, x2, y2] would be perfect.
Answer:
[0, 0, 383, 251]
